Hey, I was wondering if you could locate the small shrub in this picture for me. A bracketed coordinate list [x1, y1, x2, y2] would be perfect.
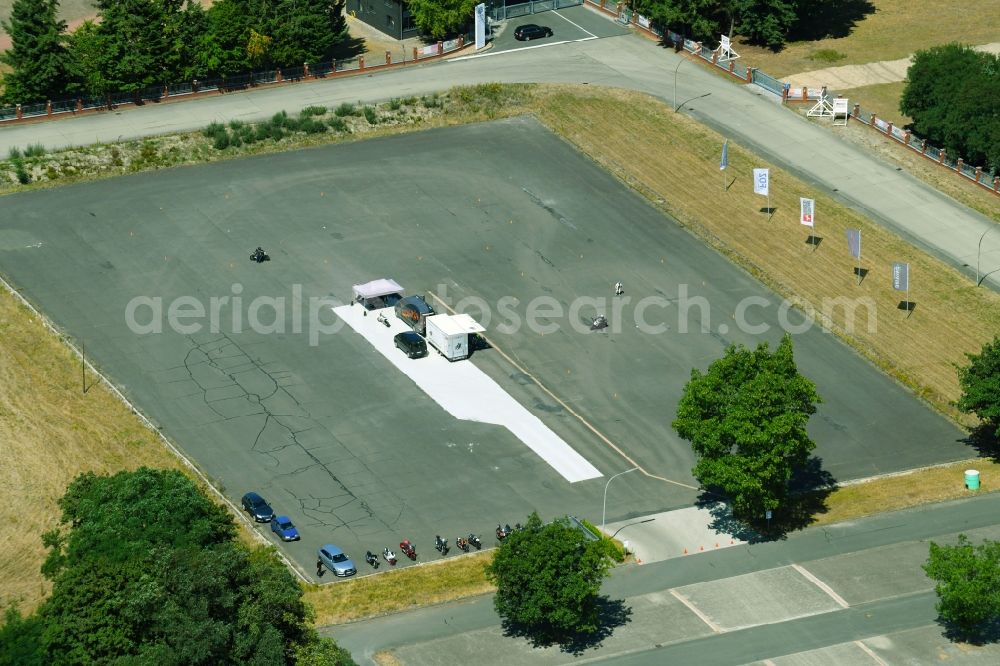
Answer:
[271, 110, 289, 127]
[203, 121, 225, 138]
[809, 48, 846, 63]
[254, 124, 272, 142]
[110, 147, 123, 167]
[334, 102, 355, 117]
[213, 132, 231, 150]
[363, 106, 377, 124]
[14, 160, 30, 184]
[8, 147, 22, 159]
[238, 125, 256, 144]
[139, 141, 157, 162]
[403, 96, 418, 105]
[24, 143, 46, 158]
[327, 116, 348, 132]
[388, 98, 402, 110]
[301, 118, 327, 134]
[421, 94, 441, 109]
[300, 105, 327, 117]
[229, 119, 245, 130]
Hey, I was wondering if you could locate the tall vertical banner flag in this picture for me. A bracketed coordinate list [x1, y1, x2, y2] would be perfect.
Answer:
[845, 229, 861, 258]
[720, 140, 729, 170]
[474, 3, 486, 50]
[800, 198, 815, 227]
[753, 168, 769, 195]
[892, 262, 909, 291]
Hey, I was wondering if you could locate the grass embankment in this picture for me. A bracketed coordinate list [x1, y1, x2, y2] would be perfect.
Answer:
[304, 551, 495, 625]
[737, 0, 1000, 77]
[0, 289, 189, 613]
[3, 83, 998, 625]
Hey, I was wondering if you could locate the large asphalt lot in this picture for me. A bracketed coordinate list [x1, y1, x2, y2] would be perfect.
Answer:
[0, 118, 970, 579]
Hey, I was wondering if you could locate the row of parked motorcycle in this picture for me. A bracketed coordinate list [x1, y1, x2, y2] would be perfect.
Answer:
[364, 523, 524, 568]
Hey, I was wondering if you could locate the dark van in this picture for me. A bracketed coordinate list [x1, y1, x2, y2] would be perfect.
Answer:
[394, 331, 428, 358]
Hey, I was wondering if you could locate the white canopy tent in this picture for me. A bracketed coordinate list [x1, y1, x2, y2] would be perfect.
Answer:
[351, 278, 404, 309]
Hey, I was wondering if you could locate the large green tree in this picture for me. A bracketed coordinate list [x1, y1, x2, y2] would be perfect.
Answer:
[269, 0, 348, 67]
[901, 43, 1000, 173]
[406, 0, 477, 39]
[924, 534, 1000, 638]
[632, 0, 841, 49]
[0, 0, 75, 103]
[957, 336, 1000, 437]
[673, 334, 821, 519]
[0, 467, 354, 665]
[486, 512, 614, 641]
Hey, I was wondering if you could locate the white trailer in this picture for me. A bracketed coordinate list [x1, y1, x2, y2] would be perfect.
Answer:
[425, 314, 485, 361]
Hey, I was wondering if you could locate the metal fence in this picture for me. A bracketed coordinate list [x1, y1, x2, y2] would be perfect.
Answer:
[491, 0, 582, 21]
[0, 38, 467, 124]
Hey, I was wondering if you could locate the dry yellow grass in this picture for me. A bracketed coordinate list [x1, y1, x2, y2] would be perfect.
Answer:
[737, 0, 1000, 77]
[815, 459, 999, 526]
[531, 86, 1000, 424]
[838, 81, 911, 127]
[0, 288, 188, 613]
[304, 551, 495, 626]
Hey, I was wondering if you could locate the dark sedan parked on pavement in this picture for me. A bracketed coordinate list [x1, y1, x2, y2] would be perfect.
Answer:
[514, 24, 553, 41]
[241, 492, 274, 522]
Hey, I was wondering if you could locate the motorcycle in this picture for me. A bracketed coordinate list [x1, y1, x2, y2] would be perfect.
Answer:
[434, 535, 449, 556]
[377, 312, 390, 327]
[399, 539, 417, 561]
[249, 247, 270, 263]
[505, 524, 514, 536]
[496, 523, 508, 542]
[456, 536, 470, 552]
[365, 551, 379, 569]
[382, 547, 397, 566]
[468, 533, 482, 550]
[591, 314, 608, 331]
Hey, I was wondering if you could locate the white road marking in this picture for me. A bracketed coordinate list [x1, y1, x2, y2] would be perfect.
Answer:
[670, 589, 722, 633]
[855, 641, 890, 665]
[333, 305, 601, 483]
[551, 9, 597, 38]
[792, 563, 850, 609]
[449, 36, 598, 61]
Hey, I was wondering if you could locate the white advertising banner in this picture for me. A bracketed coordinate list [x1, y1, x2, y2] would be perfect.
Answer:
[474, 3, 486, 50]
[832, 98, 849, 114]
[800, 198, 815, 227]
[720, 34, 730, 50]
[892, 262, 909, 291]
[753, 168, 769, 196]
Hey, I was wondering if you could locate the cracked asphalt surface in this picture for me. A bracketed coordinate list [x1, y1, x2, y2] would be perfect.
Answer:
[0, 118, 970, 580]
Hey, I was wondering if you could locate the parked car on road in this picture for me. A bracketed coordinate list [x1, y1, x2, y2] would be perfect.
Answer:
[318, 544, 357, 577]
[514, 24, 553, 41]
[270, 515, 300, 541]
[241, 492, 274, 522]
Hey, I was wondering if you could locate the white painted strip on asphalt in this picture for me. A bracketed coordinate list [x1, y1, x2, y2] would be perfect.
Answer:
[792, 563, 850, 609]
[333, 305, 602, 483]
[551, 9, 597, 38]
[449, 36, 598, 61]
[669, 589, 722, 633]
[855, 640, 890, 666]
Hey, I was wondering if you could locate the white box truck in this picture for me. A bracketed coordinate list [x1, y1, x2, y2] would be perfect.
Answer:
[425, 314, 485, 361]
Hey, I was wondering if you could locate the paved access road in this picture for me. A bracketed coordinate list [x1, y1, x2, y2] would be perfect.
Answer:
[2, 14, 998, 289]
[326, 492, 1000, 665]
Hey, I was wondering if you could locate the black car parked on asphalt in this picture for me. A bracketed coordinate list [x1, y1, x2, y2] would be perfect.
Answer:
[241, 492, 274, 522]
[514, 24, 553, 41]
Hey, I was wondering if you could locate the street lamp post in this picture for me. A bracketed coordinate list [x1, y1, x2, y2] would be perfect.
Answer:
[977, 227, 994, 286]
[602, 467, 640, 533]
[673, 57, 686, 112]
